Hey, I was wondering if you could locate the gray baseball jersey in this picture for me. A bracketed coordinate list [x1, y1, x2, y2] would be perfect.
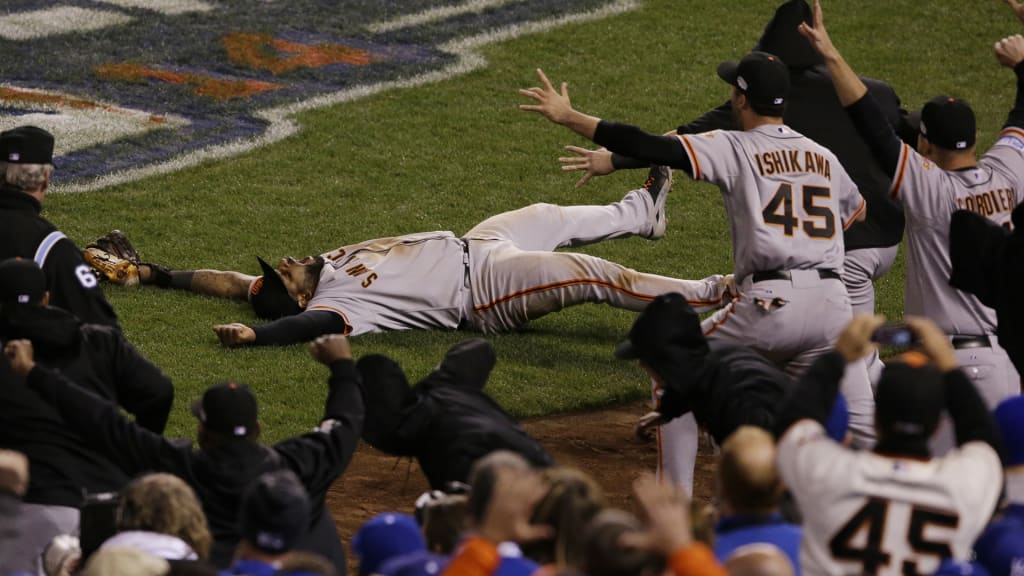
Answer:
[677, 125, 865, 280]
[778, 419, 1003, 576]
[891, 127, 1024, 335]
[296, 186, 730, 336]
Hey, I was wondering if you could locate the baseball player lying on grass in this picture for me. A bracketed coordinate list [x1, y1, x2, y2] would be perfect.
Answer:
[86, 168, 733, 346]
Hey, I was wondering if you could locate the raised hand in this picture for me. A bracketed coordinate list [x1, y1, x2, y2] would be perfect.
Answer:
[904, 316, 959, 372]
[559, 146, 616, 188]
[619, 474, 693, 556]
[835, 314, 886, 363]
[309, 334, 352, 364]
[797, 0, 840, 61]
[3, 340, 35, 377]
[995, 34, 1024, 69]
[518, 68, 574, 125]
[1009, 0, 1024, 25]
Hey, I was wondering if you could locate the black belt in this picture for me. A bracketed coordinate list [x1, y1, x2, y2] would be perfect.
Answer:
[951, 335, 991, 350]
[751, 269, 841, 283]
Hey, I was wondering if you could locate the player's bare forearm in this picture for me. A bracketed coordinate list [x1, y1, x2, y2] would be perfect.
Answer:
[190, 270, 256, 300]
[798, 0, 867, 107]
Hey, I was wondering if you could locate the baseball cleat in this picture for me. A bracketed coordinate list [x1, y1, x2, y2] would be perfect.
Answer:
[641, 165, 672, 239]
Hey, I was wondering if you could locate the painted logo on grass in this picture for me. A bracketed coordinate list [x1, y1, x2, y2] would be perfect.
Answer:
[0, 0, 636, 192]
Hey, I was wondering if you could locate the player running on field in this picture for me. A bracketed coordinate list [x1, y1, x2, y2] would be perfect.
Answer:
[87, 170, 732, 346]
[518, 52, 874, 444]
[798, 0, 1024, 410]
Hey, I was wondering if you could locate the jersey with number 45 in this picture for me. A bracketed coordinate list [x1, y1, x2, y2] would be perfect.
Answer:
[777, 420, 1002, 576]
[678, 125, 865, 280]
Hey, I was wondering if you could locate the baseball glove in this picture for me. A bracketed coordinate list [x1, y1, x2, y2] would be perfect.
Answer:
[88, 230, 140, 264]
[83, 247, 139, 286]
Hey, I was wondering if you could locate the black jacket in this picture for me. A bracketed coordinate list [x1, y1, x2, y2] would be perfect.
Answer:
[23, 360, 364, 574]
[0, 190, 118, 328]
[673, 0, 909, 250]
[357, 339, 553, 489]
[0, 304, 172, 507]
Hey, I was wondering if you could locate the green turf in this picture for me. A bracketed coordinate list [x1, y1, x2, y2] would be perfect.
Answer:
[42, 0, 1022, 442]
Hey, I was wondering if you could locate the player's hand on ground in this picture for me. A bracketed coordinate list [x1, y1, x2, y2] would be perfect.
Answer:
[835, 314, 885, 363]
[518, 68, 574, 125]
[904, 315, 959, 372]
[620, 474, 693, 556]
[797, 0, 840, 61]
[213, 323, 256, 347]
[477, 467, 553, 545]
[4, 339, 35, 377]
[0, 450, 29, 497]
[309, 334, 352, 364]
[1008, 0, 1024, 25]
[559, 146, 615, 188]
[635, 411, 671, 443]
[994, 34, 1024, 68]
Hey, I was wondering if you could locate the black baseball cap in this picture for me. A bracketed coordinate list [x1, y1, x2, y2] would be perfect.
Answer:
[615, 292, 707, 361]
[917, 96, 976, 151]
[0, 125, 55, 164]
[874, 352, 945, 439]
[0, 258, 46, 305]
[190, 381, 258, 438]
[249, 257, 302, 320]
[240, 470, 310, 554]
[717, 51, 790, 114]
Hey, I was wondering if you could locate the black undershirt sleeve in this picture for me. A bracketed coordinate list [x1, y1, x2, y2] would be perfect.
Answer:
[593, 121, 694, 176]
[1003, 61, 1024, 129]
[251, 310, 348, 346]
[773, 351, 845, 438]
[943, 368, 1002, 452]
[844, 93, 904, 179]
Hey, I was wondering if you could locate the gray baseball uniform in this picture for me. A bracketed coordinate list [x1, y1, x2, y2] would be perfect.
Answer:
[891, 128, 1024, 408]
[677, 125, 875, 444]
[301, 186, 729, 336]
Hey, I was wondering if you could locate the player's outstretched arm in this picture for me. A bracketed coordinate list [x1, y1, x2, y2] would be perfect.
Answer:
[797, 0, 866, 106]
[518, 68, 601, 139]
[994, 35, 1024, 130]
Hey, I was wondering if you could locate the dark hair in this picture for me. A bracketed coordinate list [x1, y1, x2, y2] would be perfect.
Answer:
[581, 509, 664, 576]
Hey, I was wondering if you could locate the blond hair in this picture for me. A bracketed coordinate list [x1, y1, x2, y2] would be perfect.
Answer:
[117, 473, 212, 560]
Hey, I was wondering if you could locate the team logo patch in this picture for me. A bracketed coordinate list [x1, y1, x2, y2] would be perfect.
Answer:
[1, 0, 636, 192]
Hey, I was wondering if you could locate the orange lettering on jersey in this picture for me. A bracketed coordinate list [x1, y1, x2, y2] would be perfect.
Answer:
[326, 248, 347, 262]
[360, 272, 377, 288]
[804, 151, 816, 173]
[771, 151, 785, 174]
[346, 263, 369, 277]
[787, 150, 801, 172]
[755, 153, 766, 177]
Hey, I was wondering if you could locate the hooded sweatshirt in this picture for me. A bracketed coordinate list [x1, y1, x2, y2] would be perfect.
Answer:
[0, 304, 173, 507]
[358, 339, 553, 489]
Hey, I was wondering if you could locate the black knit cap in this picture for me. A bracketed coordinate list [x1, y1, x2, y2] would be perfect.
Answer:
[717, 51, 791, 113]
[0, 258, 46, 305]
[239, 470, 310, 554]
[250, 257, 302, 319]
[0, 126, 55, 164]
[615, 292, 707, 361]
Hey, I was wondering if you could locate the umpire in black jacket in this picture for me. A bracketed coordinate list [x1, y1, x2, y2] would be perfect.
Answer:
[0, 259, 172, 574]
[356, 338, 552, 490]
[0, 126, 119, 328]
[615, 293, 792, 446]
[3, 333, 363, 575]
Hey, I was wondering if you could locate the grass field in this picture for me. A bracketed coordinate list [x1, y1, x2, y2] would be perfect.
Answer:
[40, 0, 1022, 442]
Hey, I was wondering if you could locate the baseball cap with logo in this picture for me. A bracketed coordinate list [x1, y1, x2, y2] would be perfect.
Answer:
[190, 381, 258, 438]
[717, 51, 790, 114]
[0, 125, 55, 164]
[917, 96, 976, 151]
[250, 256, 303, 319]
[239, 469, 311, 554]
[0, 258, 46, 305]
[874, 352, 945, 440]
[352, 513, 426, 576]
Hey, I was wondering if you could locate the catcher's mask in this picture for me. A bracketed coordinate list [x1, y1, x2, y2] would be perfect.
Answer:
[250, 257, 303, 319]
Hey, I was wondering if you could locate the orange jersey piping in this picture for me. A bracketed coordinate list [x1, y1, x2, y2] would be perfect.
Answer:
[472, 278, 723, 312]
